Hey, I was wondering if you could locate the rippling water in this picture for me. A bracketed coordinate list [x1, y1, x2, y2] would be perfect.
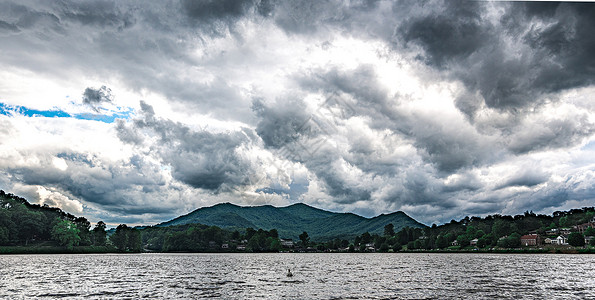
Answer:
[0, 253, 594, 299]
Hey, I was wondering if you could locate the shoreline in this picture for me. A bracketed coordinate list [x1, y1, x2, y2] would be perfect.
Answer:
[2, 247, 594, 255]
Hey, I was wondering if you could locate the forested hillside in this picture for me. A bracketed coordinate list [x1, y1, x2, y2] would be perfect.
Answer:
[0, 190, 108, 251]
[157, 202, 426, 240]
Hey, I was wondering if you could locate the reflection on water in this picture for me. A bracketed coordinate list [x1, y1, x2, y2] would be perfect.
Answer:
[0, 253, 594, 299]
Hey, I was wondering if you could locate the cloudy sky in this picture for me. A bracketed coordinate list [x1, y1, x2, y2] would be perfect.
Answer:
[1, 0, 595, 226]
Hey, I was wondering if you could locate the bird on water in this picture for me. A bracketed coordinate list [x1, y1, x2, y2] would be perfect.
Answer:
[287, 269, 293, 277]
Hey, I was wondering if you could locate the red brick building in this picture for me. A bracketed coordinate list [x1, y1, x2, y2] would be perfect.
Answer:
[520, 234, 541, 246]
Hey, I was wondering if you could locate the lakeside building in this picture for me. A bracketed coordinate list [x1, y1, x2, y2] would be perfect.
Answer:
[575, 218, 595, 233]
[280, 239, 294, 248]
[552, 235, 568, 245]
[520, 234, 541, 246]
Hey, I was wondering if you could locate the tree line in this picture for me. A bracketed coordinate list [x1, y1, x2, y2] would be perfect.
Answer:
[0, 190, 138, 252]
[373, 208, 595, 251]
[2, 190, 593, 253]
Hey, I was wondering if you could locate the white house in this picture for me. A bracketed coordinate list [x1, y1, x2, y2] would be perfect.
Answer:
[280, 239, 294, 248]
[554, 235, 568, 245]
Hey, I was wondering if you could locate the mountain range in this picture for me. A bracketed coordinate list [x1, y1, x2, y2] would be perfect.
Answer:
[157, 203, 426, 241]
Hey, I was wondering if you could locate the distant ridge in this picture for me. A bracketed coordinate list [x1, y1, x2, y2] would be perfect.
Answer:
[157, 202, 426, 240]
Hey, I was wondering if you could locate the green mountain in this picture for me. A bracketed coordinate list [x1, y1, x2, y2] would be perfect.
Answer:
[157, 202, 426, 241]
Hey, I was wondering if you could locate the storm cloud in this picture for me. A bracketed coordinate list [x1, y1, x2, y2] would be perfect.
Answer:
[1, 0, 595, 226]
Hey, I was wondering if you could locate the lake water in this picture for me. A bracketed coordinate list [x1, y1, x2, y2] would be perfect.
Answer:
[0, 253, 594, 299]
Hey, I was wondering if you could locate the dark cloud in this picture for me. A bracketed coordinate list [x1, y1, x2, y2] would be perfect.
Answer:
[181, 0, 262, 36]
[253, 94, 372, 204]
[55, 0, 135, 29]
[183, 0, 253, 21]
[308, 150, 372, 204]
[496, 169, 549, 190]
[0, 20, 20, 33]
[387, 169, 458, 209]
[5, 152, 172, 216]
[396, 1, 595, 117]
[82, 86, 113, 112]
[508, 116, 595, 154]
[252, 96, 314, 149]
[298, 65, 494, 173]
[399, 0, 488, 69]
[118, 101, 257, 191]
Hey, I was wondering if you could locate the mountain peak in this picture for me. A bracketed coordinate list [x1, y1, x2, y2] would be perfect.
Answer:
[157, 202, 426, 240]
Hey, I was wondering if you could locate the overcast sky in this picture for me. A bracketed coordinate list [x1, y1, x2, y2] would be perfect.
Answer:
[1, 0, 595, 226]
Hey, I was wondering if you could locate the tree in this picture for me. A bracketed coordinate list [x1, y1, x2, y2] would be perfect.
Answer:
[111, 224, 130, 251]
[91, 221, 107, 246]
[497, 233, 521, 248]
[268, 229, 279, 239]
[384, 223, 395, 237]
[51, 218, 81, 249]
[361, 232, 372, 244]
[436, 235, 448, 249]
[584, 227, 595, 237]
[299, 231, 310, 247]
[559, 216, 570, 228]
[0, 226, 9, 245]
[492, 219, 510, 238]
[456, 234, 471, 247]
[245, 228, 256, 240]
[379, 243, 389, 252]
[568, 232, 585, 247]
[354, 235, 361, 246]
[75, 217, 91, 246]
[477, 234, 492, 248]
[127, 228, 142, 252]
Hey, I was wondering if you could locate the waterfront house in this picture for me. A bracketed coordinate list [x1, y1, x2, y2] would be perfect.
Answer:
[585, 236, 594, 245]
[545, 228, 558, 236]
[365, 243, 375, 251]
[470, 238, 479, 246]
[554, 235, 568, 245]
[576, 222, 595, 234]
[280, 239, 294, 248]
[544, 238, 554, 244]
[221, 243, 229, 249]
[520, 234, 540, 246]
[451, 240, 459, 246]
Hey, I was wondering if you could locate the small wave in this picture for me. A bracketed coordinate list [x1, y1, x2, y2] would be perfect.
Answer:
[280, 279, 304, 284]
[35, 292, 81, 298]
[86, 290, 125, 297]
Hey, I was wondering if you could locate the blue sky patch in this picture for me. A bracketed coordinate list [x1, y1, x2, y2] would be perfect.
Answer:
[0, 102, 133, 123]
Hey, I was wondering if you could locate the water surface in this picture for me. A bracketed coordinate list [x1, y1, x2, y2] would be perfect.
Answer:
[0, 253, 593, 299]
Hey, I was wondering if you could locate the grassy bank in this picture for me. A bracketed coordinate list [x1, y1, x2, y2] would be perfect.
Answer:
[0, 245, 120, 254]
